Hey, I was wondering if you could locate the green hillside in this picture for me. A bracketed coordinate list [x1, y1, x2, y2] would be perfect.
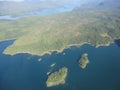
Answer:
[0, 7, 120, 56]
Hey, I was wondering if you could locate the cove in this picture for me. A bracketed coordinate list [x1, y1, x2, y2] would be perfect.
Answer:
[0, 40, 120, 90]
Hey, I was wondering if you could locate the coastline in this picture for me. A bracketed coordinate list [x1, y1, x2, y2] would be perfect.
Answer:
[47, 80, 65, 87]
[0, 39, 16, 44]
[2, 40, 113, 56]
[46, 68, 68, 87]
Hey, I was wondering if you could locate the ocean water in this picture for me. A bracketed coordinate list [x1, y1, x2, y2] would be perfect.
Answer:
[0, 40, 120, 90]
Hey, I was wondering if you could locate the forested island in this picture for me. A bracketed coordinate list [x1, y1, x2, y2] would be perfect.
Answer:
[46, 67, 68, 87]
[0, 0, 120, 56]
[79, 53, 90, 69]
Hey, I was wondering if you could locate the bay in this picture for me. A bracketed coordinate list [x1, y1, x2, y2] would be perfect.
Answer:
[0, 40, 120, 90]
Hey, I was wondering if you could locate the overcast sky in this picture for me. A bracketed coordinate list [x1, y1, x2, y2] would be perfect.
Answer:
[0, 0, 25, 2]
[0, 0, 104, 3]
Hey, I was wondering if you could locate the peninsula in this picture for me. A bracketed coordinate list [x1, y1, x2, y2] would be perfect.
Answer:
[46, 67, 68, 87]
[0, 1, 120, 56]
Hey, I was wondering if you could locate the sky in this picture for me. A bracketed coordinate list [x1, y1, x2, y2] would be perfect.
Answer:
[0, 0, 103, 2]
[0, 0, 24, 1]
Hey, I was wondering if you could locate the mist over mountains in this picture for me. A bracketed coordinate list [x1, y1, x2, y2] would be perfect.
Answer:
[0, 0, 119, 16]
[0, 0, 24, 2]
[0, 0, 119, 7]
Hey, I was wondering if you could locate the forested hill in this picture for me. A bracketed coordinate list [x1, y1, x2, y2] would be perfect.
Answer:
[0, 0, 120, 56]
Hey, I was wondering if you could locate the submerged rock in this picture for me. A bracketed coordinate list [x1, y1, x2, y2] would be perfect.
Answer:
[38, 58, 42, 62]
[63, 53, 66, 55]
[50, 63, 56, 67]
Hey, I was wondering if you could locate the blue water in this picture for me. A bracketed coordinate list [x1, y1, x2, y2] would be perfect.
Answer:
[0, 3, 80, 20]
[0, 16, 19, 20]
[0, 40, 120, 90]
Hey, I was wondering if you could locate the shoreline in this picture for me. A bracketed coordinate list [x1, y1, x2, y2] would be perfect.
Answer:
[2, 40, 114, 57]
[0, 39, 16, 44]
[46, 68, 68, 87]
[46, 79, 66, 87]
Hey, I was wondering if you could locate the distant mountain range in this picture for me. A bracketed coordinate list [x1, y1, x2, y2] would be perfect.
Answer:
[0, 0, 119, 16]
